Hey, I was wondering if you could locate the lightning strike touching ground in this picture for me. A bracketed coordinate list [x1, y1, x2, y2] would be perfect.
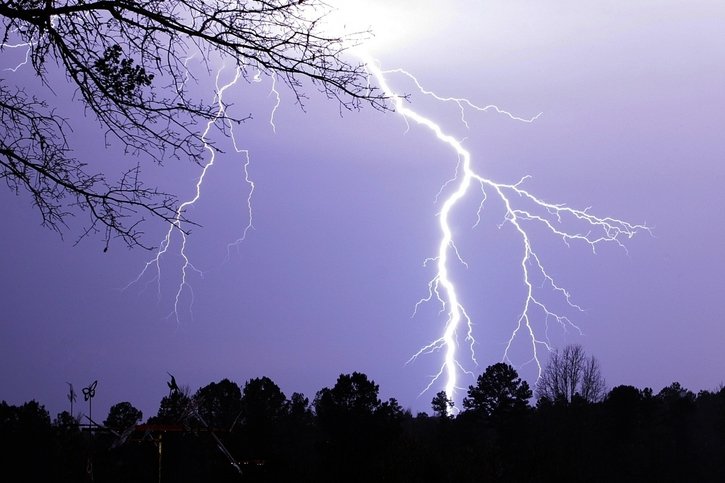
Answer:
[125, 64, 254, 324]
[359, 53, 649, 413]
[116, 1, 648, 415]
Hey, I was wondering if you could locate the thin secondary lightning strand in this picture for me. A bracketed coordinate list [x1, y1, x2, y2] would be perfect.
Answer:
[224, 111, 256, 258]
[361, 53, 648, 412]
[1, 41, 31, 72]
[226, 72, 283, 256]
[125, 65, 253, 324]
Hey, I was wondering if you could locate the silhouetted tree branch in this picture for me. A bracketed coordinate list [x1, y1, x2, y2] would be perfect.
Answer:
[535, 344, 607, 404]
[0, 0, 387, 249]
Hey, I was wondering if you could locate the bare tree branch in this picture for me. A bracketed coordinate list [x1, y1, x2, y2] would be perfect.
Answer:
[0, 0, 387, 248]
[535, 344, 607, 404]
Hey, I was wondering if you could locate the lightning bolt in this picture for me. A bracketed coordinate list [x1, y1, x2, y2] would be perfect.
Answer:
[268, 75, 281, 134]
[1, 41, 31, 72]
[114, 2, 648, 415]
[125, 64, 255, 324]
[0, 25, 35, 73]
[360, 52, 648, 413]
[225, 112, 256, 257]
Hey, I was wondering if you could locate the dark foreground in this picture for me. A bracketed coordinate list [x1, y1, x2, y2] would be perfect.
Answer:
[3, 372, 724, 482]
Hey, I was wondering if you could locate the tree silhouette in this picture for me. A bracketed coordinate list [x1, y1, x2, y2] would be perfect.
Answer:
[462, 362, 532, 418]
[657, 381, 696, 406]
[239, 376, 288, 426]
[0, 0, 388, 249]
[4, 373, 725, 482]
[104, 401, 142, 432]
[535, 344, 607, 404]
[0, 400, 54, 481]
[287, 391, 313, 423]
[193, 378, 241, 431]
[430, 390, 454, 418]
[52, 410, 86, 483]
[237, 376, 288, 463]
[313, 371, 382, 423]
[149, 386, 192, 425]
[54, 410, 80, 432]
[313, 372, 385, 480]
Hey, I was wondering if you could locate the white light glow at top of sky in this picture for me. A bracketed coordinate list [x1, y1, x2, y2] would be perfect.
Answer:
[325, 0, 724, 62]
[324, 0, 449, 53]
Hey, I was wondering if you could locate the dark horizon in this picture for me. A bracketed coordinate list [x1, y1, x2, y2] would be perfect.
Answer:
[3, 362, 724, 482]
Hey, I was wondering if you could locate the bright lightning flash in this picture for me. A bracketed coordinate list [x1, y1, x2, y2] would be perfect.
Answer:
[360, 52, 648, 413]
[120, 2, 648, 416]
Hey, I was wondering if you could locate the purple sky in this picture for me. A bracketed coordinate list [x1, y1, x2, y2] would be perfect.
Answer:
[2, 0, 724, 421]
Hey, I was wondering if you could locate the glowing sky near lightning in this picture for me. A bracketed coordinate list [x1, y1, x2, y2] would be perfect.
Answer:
[1, 1, 724, 421]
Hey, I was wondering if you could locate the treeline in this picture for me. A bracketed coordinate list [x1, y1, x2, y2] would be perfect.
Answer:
[2, 351, 725, 482]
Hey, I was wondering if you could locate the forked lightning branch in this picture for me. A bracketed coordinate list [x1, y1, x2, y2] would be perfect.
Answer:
[125, 47, 647, 413]
[96, 0, 650, 413]
[360, 54, 647, 411]
[0, 1, 650, 416]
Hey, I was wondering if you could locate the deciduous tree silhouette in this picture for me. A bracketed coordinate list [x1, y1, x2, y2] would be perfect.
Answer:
[0, 0, 387, 249]
[535, 344, 607, 404]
